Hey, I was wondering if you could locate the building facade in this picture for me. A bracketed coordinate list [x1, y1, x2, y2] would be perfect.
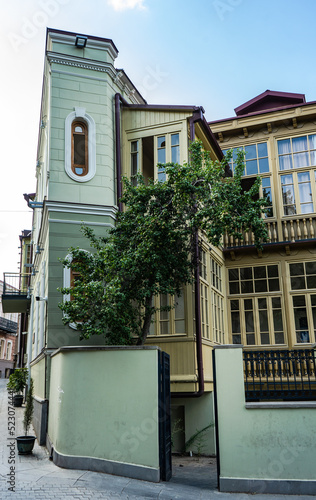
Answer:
[210, 90, 316, 351]
[3, 29, 316, 463]
[0, 281, 18, 378]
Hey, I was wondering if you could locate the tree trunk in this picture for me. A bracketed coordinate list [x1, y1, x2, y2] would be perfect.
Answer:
[137, 294, 153, 345]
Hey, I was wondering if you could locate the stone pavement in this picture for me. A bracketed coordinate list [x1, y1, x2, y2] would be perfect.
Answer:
[0, 379, 312, 499]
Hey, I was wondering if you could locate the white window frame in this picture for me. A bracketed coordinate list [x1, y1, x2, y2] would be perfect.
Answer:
[65, 107, 96, 182]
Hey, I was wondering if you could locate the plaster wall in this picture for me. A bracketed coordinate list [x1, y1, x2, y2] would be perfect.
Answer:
[48, 347, 160, 479]
[214, 346, 316, 485]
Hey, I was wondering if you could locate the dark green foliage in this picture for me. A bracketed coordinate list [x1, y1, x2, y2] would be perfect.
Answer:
[23, 378, 34, 436]
[59, 141, 268, 345]
[7, 368, 28, 395]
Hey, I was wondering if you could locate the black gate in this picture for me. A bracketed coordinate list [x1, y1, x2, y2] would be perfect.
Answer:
[158, 350, 172, 481]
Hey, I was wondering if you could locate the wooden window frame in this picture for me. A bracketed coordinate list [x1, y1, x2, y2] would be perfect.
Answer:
[71, 120, 88, 177]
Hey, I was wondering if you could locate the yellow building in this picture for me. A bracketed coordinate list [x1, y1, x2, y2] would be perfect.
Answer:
[210, 89, 316, 350]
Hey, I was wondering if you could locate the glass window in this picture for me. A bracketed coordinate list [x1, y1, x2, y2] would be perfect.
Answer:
[72, 121, 88, 176]
[281, 174, 296, 215]
[131, 140, 139, 186]
[223, 142, 270, 176]
[290, 261, 316, 290]
[171, 133, 180, 163]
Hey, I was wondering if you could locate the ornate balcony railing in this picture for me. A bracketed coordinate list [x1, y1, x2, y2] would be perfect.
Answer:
[243, 349, 316, 402]
[223, 215, 316, 249]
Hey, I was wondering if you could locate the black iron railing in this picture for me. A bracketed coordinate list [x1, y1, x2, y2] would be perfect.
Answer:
[0, 317, 18, 334]
[3, 273, 31, 296]
[243, 349, 316, 402]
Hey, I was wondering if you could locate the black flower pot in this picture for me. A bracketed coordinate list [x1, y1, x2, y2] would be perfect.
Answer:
[16, 436, 36, 454]
[13, 395, 23, 407]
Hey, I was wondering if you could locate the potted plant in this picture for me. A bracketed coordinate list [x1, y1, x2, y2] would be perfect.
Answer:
[7, 368, 28, 407]
[16, 378, 36, 454]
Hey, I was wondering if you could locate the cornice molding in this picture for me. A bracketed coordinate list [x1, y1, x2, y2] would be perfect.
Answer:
[47, 52, 117, 80]
[44, 201, 117, 221]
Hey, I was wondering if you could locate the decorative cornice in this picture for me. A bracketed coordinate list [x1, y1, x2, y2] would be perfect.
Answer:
[44, 201, 117, 221]
[46, 52, 117, 80]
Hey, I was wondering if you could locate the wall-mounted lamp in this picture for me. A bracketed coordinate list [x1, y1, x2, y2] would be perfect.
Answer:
[75, 35, 87, 48]
[35, 296, 48, 302]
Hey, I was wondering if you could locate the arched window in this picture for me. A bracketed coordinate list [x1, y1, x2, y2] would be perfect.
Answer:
[72, 121, 88, 176]
[65, 108, 96, 182]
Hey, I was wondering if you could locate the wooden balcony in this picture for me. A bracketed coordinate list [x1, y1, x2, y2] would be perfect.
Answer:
[223, 215, 316, 249]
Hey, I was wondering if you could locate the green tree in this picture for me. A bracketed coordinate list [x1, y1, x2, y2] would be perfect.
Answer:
[59, 141, 268, 345]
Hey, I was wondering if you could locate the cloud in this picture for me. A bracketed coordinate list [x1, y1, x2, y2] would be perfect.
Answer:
[107, 0, 146, 11]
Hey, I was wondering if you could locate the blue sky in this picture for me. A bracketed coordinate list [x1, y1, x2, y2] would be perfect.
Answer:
[1, 0, 316, 277]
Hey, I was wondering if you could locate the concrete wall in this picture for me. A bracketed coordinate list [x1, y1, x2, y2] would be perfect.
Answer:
[171, 393, 215, 456]
[48, 346, 161, 482]
[214, 345, 316, 495]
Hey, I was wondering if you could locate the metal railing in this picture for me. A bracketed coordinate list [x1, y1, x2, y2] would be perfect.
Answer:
[243, 349, 316, 402]
[3, 273, 32, 296]
[0, 317, 18, 334]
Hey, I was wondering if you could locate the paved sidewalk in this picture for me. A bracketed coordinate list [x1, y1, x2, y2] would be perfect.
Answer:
[0, 379, 311, 499]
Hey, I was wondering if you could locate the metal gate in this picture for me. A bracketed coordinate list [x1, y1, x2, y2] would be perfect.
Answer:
[158, 350, 172, 481]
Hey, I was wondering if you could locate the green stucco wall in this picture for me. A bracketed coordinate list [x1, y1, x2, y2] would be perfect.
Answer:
[172, 393, 215, 455]
[214, 346, 316, 482]
[30, 356, 46, 399]
[48, 347, 160, 470]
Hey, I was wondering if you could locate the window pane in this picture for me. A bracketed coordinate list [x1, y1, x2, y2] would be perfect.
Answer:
[245, 144, 257, 159]
[158, 149, 166, 163]
[231, 312, 240, 333]
[254, 267, 266, 279]
[275, 332, 284, 344]
[278, 139, 291, 155]
[293, 295, 306, 307]
[293, 152, 309, 168]
[257, 142, 268, 157]
[306, 262, 316, 274]
[171, 133, 179, 146]
[272, 297, 281, 308]
[229, 282, 240, 294]
[261, 333, 270, 344]
[292, 136, 308, 152]
[158, 136, 165, 148]
[306, 276, 316, 289]
[291, 276, 306, 289]
[243, 299, 252, 311]
[240, 268, 253, 280]
[279, 155, 293, 170]
[246, 159, 258, 175]
[308, 134, 316, 150]
[258, 298, 267, 309]
[245, 311, 254, 332]
[246, 334, 255, 345]
[171, 145, 180, 163]
[259, 310, 268, 331]
[175, 320, 185, 334]
[233, 334, 242, 344]
[230, 300, 239, 310]
[131, 141, 138, 152]
[175, 294, 184, 319]
[290, 263, 304, 276]
[241, 281, 253, 293]
[229, 269, 239, 281]
[255, 280, 267, 292]
[268, 279, 280, 291]
[268, 265, 279, 278]
[74, 135, 85, 165]
[259, 157, 269, 173]
[273, 309, 283, 331]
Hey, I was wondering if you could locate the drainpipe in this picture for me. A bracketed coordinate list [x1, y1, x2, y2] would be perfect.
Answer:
[173, 109, 205, 399]
[115, 93, 130, 212]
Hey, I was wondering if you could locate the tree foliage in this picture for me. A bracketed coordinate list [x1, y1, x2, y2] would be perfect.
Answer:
[59, 141, 268, 345]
